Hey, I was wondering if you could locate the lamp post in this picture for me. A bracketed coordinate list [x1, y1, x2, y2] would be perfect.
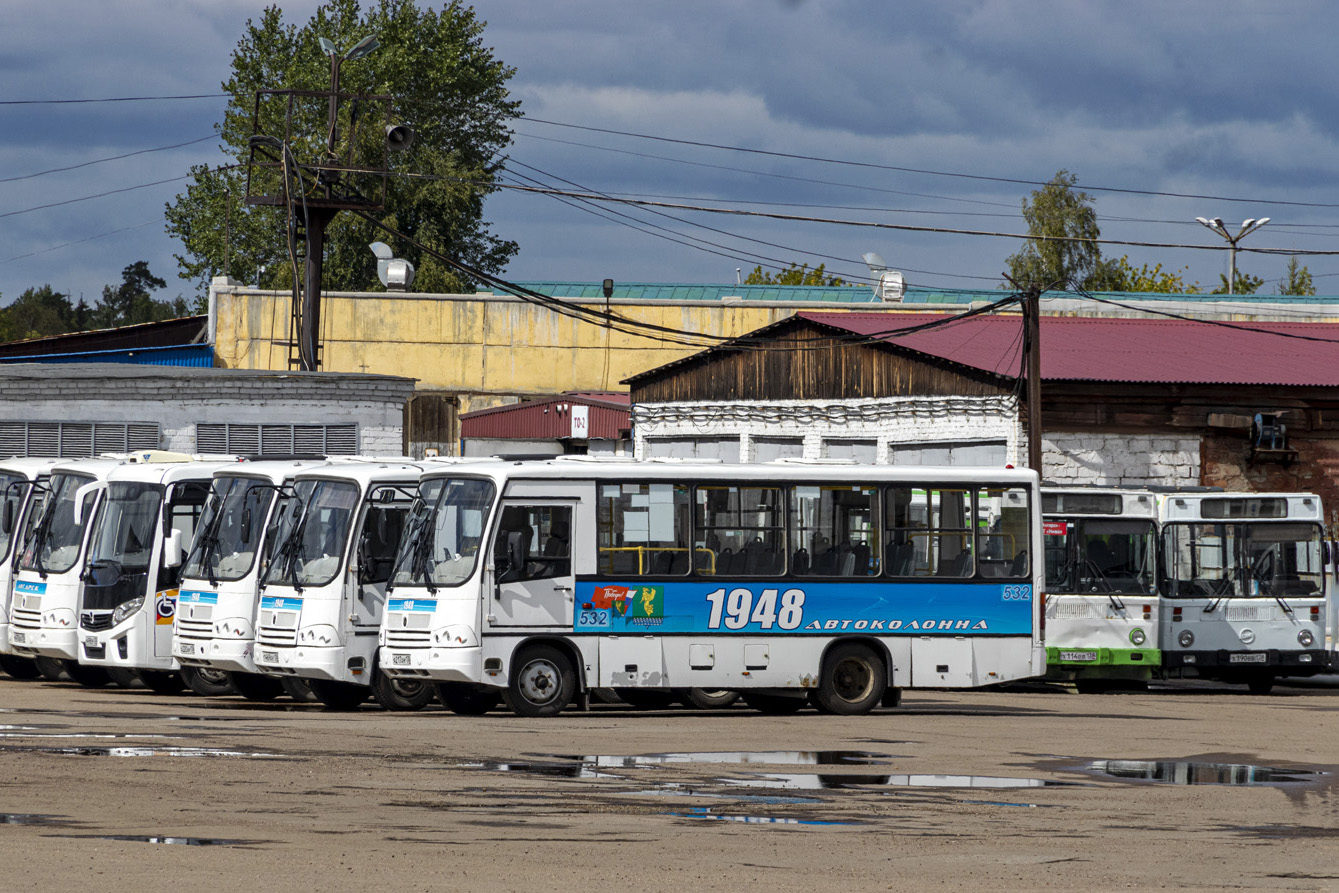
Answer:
[1195, 216, 1270, 295]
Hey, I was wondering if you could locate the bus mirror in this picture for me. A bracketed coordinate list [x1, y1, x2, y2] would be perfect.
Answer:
[1, 499, 12, 535]
[240, 507, 253, 545]
[163, 529, 184, 569]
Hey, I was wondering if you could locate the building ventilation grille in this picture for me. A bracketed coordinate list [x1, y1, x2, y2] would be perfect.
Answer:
[196, 423, 358, 456]
[0, 422, 159, 458]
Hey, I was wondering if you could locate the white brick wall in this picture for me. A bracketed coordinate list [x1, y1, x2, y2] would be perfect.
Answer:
[1044, 432, 1200, 487]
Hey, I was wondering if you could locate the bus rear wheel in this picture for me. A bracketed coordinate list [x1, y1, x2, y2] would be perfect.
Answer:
[62, 660, 111, 688]
[281, 677, 319, 702]
[743, 691, 806, 714]
[231, 672, 285, 702]
[308, 678, 370, 711]
[139, 670, 186, 694]
[436, 682, 501, 715]
[371, 672, 434, 711]
[506, 645, 576, 717]
[106, 667, 140, 689]
[614, 688, 677, 710]
[0, 653, 41, 679]
[34, 656, 67, 681]
[675, 688, 740, 709]
[181, 666, 237, 697]
[810, 643, 886, 715]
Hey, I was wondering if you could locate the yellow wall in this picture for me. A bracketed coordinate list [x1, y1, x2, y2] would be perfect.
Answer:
[210, 282, 903, 411]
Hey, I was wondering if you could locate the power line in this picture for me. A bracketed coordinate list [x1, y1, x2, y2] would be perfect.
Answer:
[0, 135, 217, 185]
[0, 94, 228, 106]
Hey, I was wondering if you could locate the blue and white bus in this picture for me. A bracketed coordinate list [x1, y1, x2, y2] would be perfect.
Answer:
[380, 458, 1042, 717]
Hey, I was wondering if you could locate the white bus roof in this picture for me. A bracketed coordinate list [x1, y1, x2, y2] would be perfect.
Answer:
[105, 460, 242, 486]
[289, 459, 426, 489]
[211, 459, 332, 486]
[0, 457, 61, 480]
[1041, 486, 1158, 520]
[1159, 491, 1324, 523]
[416, 457, 1040, 487]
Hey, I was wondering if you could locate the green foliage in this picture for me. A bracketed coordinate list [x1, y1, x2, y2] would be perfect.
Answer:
[1004, 170, 1105, 290]
[743, 263, 848, 286]
[0, 286, 82, 342]
[1211, 270, 1264, 295]
[90, 262, 190, 328]
[1087, 255, 1200, 293]
[1278, 256, 1315, 296]
[164, 0, 520, 295]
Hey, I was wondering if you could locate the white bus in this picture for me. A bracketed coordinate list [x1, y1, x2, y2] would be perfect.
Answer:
[252, 460, 433, 710]
[0, 458, 59, 680]
[379, 458, 1042, 717]
[1159, 491, 1330, 693]
[173, 459, 328, 699]
[1041, 487, 1160, 692]
[76, 459, 235, 692]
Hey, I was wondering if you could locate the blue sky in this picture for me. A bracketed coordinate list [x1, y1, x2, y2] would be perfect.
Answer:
[3, 0, 1339, 307]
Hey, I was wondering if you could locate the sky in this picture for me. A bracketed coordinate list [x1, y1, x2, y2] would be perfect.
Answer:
[4, 0, 1339, 308]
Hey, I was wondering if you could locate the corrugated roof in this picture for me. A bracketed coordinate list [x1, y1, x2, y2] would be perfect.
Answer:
[485, 282, 877, 304]
[797, 312, 1339, 387]
[460, 393, 630, 440]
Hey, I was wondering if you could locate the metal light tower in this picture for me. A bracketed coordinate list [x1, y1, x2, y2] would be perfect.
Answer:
[1195, 217, 1270, 295]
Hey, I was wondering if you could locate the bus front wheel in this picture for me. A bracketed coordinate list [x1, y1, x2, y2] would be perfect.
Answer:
[62, 660, 111, 688]
[506, 645, 576, 717]
[0, 654, 41, 679]
[308, 679, 370, 711]
[810, 643, 886, 715]
[371, 672, 434, 711]
[139, 670, 186, 694]
[437, 682, 501, 715]
[181, 666, 238, 697]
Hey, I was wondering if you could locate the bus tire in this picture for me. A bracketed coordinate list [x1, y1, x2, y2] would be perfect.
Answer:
[0, 653, 42, 679]
[231, 672, 285, 702]
[106, 667, 140, 689]
[1074, 678, 1109, 695]
[62, 660, 111, 688]
[881, 687, 902, 709]
[1247, 675, 1275, 695]
[675, 688, 740, 709]
[371, 672, 434, 711]
[181, 666, 237, 697]
[436, 682, 501, 716]
[743, 691, 806, 714]
[811, 643, 886, 715]
[614, 688, 677, 710]
[506, 644, 576, 717]
[281, 677, 319, 702]
[308, 678, 370, 711]
[34, 656, 68, 681]
[139, 670, 187, 695]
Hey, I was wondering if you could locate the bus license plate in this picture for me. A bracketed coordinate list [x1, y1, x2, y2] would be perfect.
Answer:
[261, 651, 278, 663]
[392, 653, 410, 666]
[84, 636, 98, 648]
[1230, 653, 1267, 663]
[10, 632, 22, 643]
[179, 642, 194, 655]
[1060, 651, 1097, 661]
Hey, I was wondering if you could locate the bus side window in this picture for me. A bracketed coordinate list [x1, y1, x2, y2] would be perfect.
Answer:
[495, 505, 573, 582]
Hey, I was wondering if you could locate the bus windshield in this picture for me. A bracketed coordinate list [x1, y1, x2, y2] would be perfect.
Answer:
[183, 477, 277, 584]
[83, 481, 164, 611]
[1045, 519, 1156, 595]
[20, 473, 96, 574]
[1163, 521, 1324, 599]
[390, 477, 495, 591]
[261, 479, 361, 589]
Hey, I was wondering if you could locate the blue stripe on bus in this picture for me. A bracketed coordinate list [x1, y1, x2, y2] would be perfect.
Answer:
[178, 590, 219, 605]
[259, 596, 303, 611]
[574, 581, 1032, 636]
[388, 598, 438, 613]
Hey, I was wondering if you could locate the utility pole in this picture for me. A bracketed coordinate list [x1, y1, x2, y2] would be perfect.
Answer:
[1004, 275, 1044, 474]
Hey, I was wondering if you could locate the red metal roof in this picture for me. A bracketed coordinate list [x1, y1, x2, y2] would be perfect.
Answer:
[797, 312, 1339, 387]
[460, 393, 630, 440]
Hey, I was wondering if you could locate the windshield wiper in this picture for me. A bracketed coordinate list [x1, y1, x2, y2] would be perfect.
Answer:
[1082, 559, 1126, 611]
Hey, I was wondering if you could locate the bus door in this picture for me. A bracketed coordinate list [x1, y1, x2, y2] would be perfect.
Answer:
[490, 501, 575, 628]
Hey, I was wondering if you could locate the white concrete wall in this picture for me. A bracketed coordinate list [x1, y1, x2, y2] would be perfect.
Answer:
[1043, 432, 1201, 487]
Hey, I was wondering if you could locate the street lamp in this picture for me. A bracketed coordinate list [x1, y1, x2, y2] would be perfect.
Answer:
[1195, 216, 1270, 295]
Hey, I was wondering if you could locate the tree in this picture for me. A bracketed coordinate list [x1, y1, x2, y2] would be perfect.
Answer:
[743, 263, 849, 286]
[165, 0, 520, 296]
[1278, 256, 1315, 296]
[1211, 270, 1264, 296]
[1087, 256, 1200, 293]
[0, 286, 78, 342]
[90, 262, 189, 328]
[1004, 170, 1105, 290]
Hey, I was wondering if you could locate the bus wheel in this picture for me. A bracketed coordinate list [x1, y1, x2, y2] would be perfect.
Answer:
[675, 688, 740, 709]
[743, 692, 806, 714]
[62, 660, 111, 688]
[615, 688, 677, 710]
[281, 677, 319, 702]
[371, 672, 434, 711]
[106, 668, 140, 689]
[308, 679, 370, 711]
[231, 672, 285, 702]
[811, 643, 886, 715]
[181, 666, 237, 697]
[1074, 678, 1109, 695]
[436, 682, 501, 716]
[0, 654, 41, 679]
[881, 687, 902, 709]
[1247, 675, 1275, 695]
[506, 645, 576, 717]
[34, 656, 68, 681]
[139, 670, 186, 695]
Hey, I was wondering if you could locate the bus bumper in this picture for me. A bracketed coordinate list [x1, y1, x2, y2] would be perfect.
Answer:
[379, 646, 478, 684]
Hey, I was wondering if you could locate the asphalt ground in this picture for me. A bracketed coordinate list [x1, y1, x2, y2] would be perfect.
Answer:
[0, 674, 1337, 892]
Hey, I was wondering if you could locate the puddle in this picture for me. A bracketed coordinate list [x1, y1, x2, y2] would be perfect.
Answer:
[0, 813, 67, 825]
[0, 745, 282, 758]
[725, 773, 1067, 790]
[617, 786, 821, 805]
[59, 834, 255, 847]
[461, 760, 622, 780]
[1088, 759, 1326, 786]
[664, 807, 858, 826]
[544, 751, 890, 767]
[0, 733, 175, 740]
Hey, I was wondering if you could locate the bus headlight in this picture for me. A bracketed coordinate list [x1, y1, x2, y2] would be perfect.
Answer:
[1129, 628, 1146, 646]
[1178, 630, 1195, 647]
[214, 619, 253, 639]
[1298, 630, 1315, 647]
[298, 625, 338, 645]
[112, 597, 145, 626]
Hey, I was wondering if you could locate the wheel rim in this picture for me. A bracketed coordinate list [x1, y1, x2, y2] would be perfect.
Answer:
[390, 678, 426, 698]
[197, 668, 229, 684]
[517, 658, 560, 705]
[831, 656, 875, 703]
